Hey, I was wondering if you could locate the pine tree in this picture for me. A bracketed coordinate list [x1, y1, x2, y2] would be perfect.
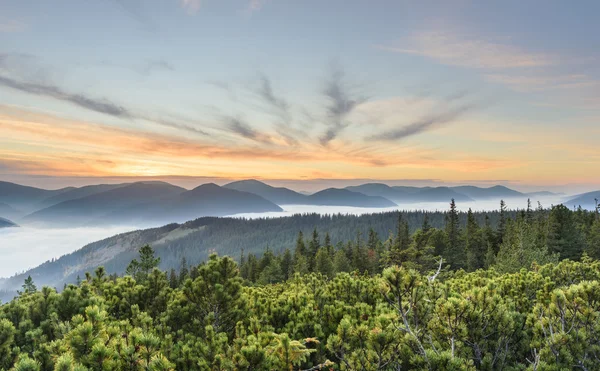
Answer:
[315, 249, 335, 278]
[308, 228, 320, 270]
[465, 208, 485, 271]
[498, 200, 507, 243]
[294, 231, 307, 259]
[547, 204, 584, 260]
[19, 276, 37, 295]
[333, 249, 351, 273]
[445, 199, 464, 269]
[280, 248, 293, 280]
[126, 245, 160, 282]
[169, 269, 178, 289]
[179, 257, 189, 283]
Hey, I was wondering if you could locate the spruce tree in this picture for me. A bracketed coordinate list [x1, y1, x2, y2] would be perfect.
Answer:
[445, 199, 464, 269]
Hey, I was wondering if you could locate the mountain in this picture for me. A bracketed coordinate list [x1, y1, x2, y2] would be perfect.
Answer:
[308, 188, 397, 207]
[0, 217, 17, 228]
[346, 183, 409, 201]
[417, 187, 473, 202]
[224, 179, 307, 205]
[117, 183, 284, 224]
[0, 202, 22, 220]
[450, 185, 524, 200]
[0, 181, 73, 212]
[23, 182, 283, 227]
[22, 182, 186, 226]
[526, 191, 562, 197]
[346, 184, 471, 203]
[565, 191, 600, 210]
[38, 183, 130, 208]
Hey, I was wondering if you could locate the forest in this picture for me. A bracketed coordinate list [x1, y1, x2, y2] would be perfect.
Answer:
[1, 199, 600, 370]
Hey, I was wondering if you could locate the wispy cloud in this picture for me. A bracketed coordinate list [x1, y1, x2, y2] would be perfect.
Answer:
[367, 103, 480, 141]
[485, 73, 600, 92]
[321, 66, 366, 145]
[0, 75, 130, 118]
[257, 74, 289, 114]
[377, 31, 554, 69]
[225, 116, 273, 144]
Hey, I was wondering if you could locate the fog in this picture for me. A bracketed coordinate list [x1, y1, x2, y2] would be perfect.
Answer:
[0, 225, 138, 278]
[231, 197, 565, 218]
[0, 196, 565, 278]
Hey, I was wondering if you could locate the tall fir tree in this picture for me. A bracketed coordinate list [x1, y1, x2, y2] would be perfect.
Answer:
[445, 198, 464, 269]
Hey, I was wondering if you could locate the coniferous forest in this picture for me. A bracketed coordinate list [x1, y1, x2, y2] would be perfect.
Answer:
[2, 200, 600, 370]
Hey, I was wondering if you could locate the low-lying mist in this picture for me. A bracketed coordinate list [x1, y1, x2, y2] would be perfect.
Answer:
[0, 226, 138, 278]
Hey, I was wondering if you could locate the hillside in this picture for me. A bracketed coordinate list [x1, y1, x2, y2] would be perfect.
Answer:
[38, 183, 130, 208]
[0, 202, 22, 220]
[451, 185, 524, 199]
[347, 184, 472, 203]
[0, 181, 73, 212]
[0, 209, 516, 295]
[308, 188, 396, 207]
[224, 179, 307, 204]
[0, 217, 17, 228]
[22, 182, 186, 226]
[565, 190, 600, 210]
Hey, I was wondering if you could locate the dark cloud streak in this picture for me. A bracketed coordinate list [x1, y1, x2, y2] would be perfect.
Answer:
[368, 103, 479, 141]
[0, 75, 130, 118]
[320, 66, 366, 145]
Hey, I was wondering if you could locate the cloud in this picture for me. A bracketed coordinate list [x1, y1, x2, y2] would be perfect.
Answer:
[377, 31, 554, 69]
[0, 75, 130, 118]
[0, 73, 212, 138]
[257, 74, 289, 114]
[485, 73, 600, 92]
[321, 66, 366, 145]
[225, 117, 273, 144]
[368, 103, 479, 141]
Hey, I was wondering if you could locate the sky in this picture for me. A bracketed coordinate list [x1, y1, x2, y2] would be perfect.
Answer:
[1, 0, 599, 192]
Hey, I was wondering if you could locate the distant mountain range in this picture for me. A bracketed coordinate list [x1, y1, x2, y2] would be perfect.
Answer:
[345, 183, 522, 203]
[23, 182, 282, 227]
[0, 179, 595, 228]
[0, 217, 17, 229]
[225, 180, 396, 207]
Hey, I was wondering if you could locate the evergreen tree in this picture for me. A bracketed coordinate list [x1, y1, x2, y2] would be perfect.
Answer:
[333, 249, 351, 273]
[315, 248, 335, 278]
[280, 248, 293, 280]
[498, 199, 507, 243]
[169, 268, 178, 289]
[445, 199, 464, 269]
[308, 228, 320, 270]
[465, 208, 485, 271]
[179, 256, 189, 283]
[126, 245, 160, 282]
[547, 204, 584, 260]
[19, 275, 37, 295]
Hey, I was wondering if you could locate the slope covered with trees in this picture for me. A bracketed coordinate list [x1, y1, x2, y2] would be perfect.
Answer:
[2, 220, 600, 370]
